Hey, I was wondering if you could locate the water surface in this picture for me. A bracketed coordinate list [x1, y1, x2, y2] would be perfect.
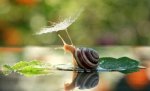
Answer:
[0, 46, 149, 91]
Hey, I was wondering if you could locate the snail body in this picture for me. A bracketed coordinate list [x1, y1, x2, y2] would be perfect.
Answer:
[58, 35, 99, 69]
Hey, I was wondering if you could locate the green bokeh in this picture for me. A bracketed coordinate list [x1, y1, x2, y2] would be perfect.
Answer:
[1, 0, 150, 46]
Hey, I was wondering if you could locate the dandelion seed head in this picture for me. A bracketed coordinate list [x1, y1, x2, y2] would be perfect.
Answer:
[36, 9, 83, 35]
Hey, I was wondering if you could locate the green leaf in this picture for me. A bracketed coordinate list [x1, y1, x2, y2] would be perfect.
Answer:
[2, 65, 13, 75]
[99, 57, 120, 70]
[2, 61, 52, 77]
[99, 57, 139, 73]
[18, 65, 51, 77]
[12, 61, 42, 70]
[117, 57, 139, 70]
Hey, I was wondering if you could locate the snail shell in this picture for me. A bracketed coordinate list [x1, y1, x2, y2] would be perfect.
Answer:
[75, 72, 99, 89]
[74, 48, 99, 69]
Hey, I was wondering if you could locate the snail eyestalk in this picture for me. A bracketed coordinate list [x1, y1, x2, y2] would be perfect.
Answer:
[65, 29, 74, 46]
[58, 34, 75, 54]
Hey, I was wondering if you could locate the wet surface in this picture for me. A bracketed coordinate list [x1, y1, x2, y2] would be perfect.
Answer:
[0, 46, 150, 91]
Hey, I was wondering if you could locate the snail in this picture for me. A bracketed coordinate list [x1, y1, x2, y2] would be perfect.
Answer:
[64, 72, 99, 90]
[58, 34, 99, 69]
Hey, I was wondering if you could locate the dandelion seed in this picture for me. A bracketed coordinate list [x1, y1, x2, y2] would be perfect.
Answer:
[36, 9, 83, 35]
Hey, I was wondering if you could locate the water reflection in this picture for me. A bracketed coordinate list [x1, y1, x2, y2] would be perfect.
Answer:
[0, 73, 22, 91]
[114, 69, 150, 91]
[64, 72, 99, 91]
[0, 47, 150, 91]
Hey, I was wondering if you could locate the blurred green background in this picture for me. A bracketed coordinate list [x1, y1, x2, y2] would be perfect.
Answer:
[1, 0, 150, 46]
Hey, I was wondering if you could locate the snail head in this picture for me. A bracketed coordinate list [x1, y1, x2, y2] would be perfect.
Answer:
[58, 34, 75, 54]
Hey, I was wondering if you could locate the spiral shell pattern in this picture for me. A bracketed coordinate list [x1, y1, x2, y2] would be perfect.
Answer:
[75, 72, 99, 89]
[74, 48, 99, 69]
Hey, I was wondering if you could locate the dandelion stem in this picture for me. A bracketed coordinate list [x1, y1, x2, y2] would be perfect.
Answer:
[58, 34, 67, 45]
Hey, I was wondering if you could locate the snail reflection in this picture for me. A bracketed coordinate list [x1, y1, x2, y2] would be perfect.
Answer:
[64, 72, 99, 91]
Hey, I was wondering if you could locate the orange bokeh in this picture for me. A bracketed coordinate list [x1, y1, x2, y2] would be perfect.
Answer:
[3, 28, 21, 46]
[127, 69, 149, 90]
[16, 0, 37, 6]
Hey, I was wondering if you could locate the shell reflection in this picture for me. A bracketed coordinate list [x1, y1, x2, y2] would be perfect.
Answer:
[64, 72, 99, 91]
